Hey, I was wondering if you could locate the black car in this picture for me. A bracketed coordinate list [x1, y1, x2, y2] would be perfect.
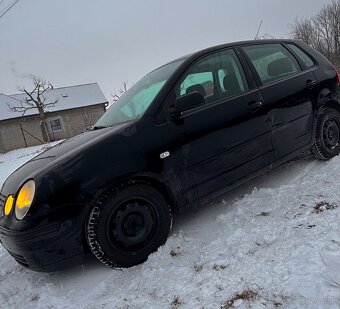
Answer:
[0, 39, 339, 271]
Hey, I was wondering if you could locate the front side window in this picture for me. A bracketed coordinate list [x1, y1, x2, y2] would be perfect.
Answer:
[243, 44, 301, 85]
[95, 58, 185, 127]
[175, 49, 248, 105]
[180, 72, 214, 97]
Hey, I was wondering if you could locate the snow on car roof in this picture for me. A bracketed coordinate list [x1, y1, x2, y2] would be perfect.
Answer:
[0, 83, 108, 121]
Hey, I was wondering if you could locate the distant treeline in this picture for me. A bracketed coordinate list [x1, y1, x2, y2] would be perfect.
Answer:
[291, 0, 340, 68]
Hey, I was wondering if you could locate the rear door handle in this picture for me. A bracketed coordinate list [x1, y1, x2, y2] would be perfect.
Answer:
[247, 101, 263, 113]
[305, 80, 317, 89]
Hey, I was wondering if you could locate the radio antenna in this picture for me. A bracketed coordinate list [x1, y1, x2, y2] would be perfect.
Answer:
[255, 20, 263, 40]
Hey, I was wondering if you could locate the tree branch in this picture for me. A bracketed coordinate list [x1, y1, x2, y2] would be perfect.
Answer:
[6, 102, 36, 116]
[44, 99, 58, 109]
[111, 81, 128, 103]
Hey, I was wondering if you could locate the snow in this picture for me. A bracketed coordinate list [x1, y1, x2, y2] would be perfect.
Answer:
[0, 146, 340, 308]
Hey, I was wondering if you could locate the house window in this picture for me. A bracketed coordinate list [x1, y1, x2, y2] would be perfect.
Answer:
[50, 119, 62, 132]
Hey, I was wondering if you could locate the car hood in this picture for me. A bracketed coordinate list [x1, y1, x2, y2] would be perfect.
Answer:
[1, 122, 134, 195]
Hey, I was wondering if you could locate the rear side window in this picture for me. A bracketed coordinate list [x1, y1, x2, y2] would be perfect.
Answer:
[286, 43, 315, 68]
[243, 44, 301, 85]
[176, 49, 248, 105]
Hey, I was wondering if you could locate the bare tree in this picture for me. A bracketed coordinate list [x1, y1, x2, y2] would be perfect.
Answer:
[291, 0, 340, 67]
[7, 76, 58, 143]
[258, 33, 276, 40]
[81, 108, 99, 129]
[111, 81, 128, 103]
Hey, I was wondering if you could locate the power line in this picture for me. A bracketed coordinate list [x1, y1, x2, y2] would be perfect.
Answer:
[0, 0, 19, 18]
[0, 0, 20, 19]
[0, 92, 26, 104]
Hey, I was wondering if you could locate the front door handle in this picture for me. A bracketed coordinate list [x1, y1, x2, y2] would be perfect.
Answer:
[305, 79, 317, 89]
[247, 101, 263, 113]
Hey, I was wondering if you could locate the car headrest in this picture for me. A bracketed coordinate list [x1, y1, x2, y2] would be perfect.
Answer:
[223, 72, 241, 93]
[186, 84, 206, 97]
[267, 58, 294, 77]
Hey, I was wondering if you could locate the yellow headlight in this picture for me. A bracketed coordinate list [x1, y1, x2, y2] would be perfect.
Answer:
[4, 195, 14, 216]
[15, 180, 36, 220]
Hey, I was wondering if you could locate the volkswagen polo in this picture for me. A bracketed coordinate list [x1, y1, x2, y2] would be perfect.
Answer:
[0, 39, 339, 271]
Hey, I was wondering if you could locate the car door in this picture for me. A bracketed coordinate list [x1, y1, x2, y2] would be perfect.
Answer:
[165, 48, 275, 201]
[241, 43, 316, 160]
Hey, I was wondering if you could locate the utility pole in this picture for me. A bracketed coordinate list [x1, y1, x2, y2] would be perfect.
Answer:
[19, 123, 28, 147]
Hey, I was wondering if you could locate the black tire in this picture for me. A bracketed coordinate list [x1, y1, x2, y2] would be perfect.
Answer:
[86, 184, 172, 268]
[311, 107, 340, 160]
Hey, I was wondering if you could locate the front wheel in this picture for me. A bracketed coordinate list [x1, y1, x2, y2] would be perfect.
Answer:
[86, 184, 172, 268]
[311, 107, 340, 160]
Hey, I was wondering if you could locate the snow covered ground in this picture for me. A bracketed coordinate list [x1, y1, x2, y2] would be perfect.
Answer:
[0, 145, 339, 309]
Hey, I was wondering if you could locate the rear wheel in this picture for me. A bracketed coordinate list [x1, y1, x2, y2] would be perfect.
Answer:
[87, 184, 172, 268]
[311, 107, 340, 160]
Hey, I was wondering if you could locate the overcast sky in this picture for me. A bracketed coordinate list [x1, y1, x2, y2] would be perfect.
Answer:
[0, 0, 331, 101]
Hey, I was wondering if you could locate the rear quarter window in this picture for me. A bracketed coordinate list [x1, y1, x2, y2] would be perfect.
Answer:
[286, 43, 315, 68]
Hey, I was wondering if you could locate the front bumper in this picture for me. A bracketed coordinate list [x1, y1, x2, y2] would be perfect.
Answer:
[0, 218, 86, 272]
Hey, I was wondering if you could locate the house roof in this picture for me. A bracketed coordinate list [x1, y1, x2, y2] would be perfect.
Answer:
[0, 83, 108, 121]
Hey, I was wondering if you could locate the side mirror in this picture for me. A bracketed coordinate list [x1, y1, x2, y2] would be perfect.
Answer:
[174, 91, 205, 114]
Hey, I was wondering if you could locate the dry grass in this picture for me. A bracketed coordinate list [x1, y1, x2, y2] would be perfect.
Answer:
[326, 279, 340, 288]
[31, 295, 40, 301]
[313, 201, 337, 213]
[170, 247, 183, 257]
[213, 264, 227, 271]
[257, 211, 270, 217]
[221, 289, 259, 308]
[170, 296, 184, 308]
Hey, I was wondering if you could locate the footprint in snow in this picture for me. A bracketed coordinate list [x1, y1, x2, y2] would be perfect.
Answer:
[319, 240, 340, 286]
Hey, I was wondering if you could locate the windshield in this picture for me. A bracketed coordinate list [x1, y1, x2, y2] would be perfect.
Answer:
[95, 59, 185, 127]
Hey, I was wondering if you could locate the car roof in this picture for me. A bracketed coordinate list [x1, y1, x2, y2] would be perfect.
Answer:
[167, 39, 303, 64]
[148, 39, 304, 77]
